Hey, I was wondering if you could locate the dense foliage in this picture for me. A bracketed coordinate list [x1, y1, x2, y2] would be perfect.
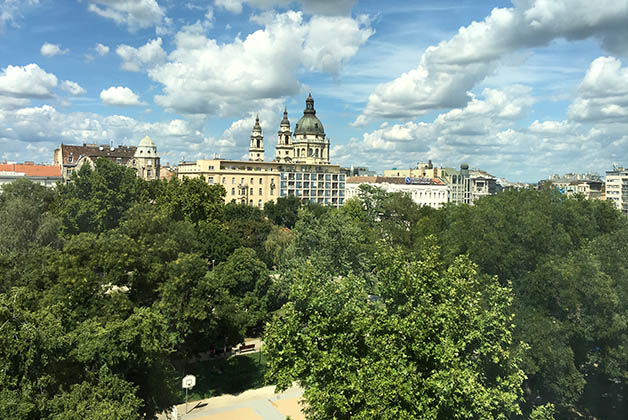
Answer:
[1, 161, 626, 419]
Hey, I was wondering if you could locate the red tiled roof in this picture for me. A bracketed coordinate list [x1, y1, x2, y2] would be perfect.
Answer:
[0, 163, 61, 177]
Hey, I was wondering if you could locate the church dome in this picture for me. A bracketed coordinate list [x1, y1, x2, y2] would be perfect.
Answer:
[138, 136, 156, 147]
[294, 115, 325, 136]
[294, 93, 325, 137]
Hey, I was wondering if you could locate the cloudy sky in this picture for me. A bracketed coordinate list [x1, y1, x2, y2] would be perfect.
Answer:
[1, 0, 627, 181]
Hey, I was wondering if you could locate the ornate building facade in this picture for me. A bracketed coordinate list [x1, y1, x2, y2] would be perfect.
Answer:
[180, 93, 344, 207]
[273, 93, 330, 164]
[54, 136, 160, 182]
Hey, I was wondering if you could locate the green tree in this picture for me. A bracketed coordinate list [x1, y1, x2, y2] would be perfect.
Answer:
[265, 244, 526, 419]
[54, 159, 145, 234]
[0, 178, 60, 253]
[264, 196, 301, 228]
[156, 176, 225, 224]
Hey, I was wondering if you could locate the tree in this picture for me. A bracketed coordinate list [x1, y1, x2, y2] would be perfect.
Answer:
[0, 178, 60, 253]
[265, 244, 526, 419]
[54, 158, 144, 234]
[264, 225, 293, 269]
[283, 208, 375, 277]
[156, 176, 225, 224]
[264, 196, 301, 229]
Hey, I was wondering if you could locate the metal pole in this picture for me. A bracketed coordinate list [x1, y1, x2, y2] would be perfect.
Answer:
[185, 387, 188, 415]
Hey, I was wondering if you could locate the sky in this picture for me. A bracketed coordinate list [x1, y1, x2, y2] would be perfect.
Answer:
[0, 0, 627, 182]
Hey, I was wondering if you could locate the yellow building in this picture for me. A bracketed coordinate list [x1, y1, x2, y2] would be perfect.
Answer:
[177, 94, 345, 208]
[178, 159, 280, 208]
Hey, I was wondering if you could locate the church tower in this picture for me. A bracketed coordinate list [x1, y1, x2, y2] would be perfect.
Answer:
[249, 115, 264, 161]
[275, 107, 293, 162]
[292, 93, 330, 164]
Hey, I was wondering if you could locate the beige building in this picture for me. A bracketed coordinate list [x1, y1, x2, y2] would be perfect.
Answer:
[54, 136, 160, 182]
[345, 176, 448, 209]
[178, 94, 345, 208]
[178, 159, 280, 207]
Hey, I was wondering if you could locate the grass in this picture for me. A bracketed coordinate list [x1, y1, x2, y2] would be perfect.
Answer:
[176, 351, 269, 403]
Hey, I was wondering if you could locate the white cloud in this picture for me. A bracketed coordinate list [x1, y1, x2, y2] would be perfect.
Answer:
[116, 37, 166, 71]
[0, 0, 39, 32]
[214, 0, 355, 16]
[86, 0, 166, 31]
[61, 80, 86, 96]
[0, 104, 207, 163]
[40, 42, 68, 57]
[149, 11, 372, 116]
[215, 0, 243, 14]
[357, 0, 628, 123]
[95, 43, 110, 56]
[0, 63, 57, 98]
[567, 56, 628, 122]
[100, 86, 144, 106]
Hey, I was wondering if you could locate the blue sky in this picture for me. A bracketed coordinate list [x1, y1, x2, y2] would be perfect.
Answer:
[1, 0, 627, 182]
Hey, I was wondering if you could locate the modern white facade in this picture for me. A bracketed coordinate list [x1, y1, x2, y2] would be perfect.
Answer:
[345, 176, 449, 209]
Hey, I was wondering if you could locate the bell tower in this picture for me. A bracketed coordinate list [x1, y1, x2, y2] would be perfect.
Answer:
[276, 107, 293, 162]
[249, 114, 264, 161]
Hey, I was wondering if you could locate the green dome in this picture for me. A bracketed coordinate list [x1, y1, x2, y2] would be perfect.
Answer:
[293, 92, 325, 136]
[294, 114, 325, 136]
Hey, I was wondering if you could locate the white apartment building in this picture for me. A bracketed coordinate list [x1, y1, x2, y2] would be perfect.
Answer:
[605, 167, 628, 213]
[345, 176, 449, 209]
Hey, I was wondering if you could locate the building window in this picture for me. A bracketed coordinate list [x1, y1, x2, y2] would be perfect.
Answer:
[147, 170, 151, 177]
[240, 177, 244, 184]
[232, 188, 235, 195]
[250, 188, 253, 195]
[250, 178, 254, 184]
[208, 177, 214, 184]
[222, 177, 226, 184]
[208, 165, 214, 170]
[258, 199, 262, 208]
[232, 177, 235, 184]
[259, 177, 263, 184]
[259, 188, 262, 195]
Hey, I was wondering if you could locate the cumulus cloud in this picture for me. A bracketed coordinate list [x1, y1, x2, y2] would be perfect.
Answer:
[568, 56, 628, 122]
[0, 63, 57, 99]
[86, 0, 166, 31]
[357, 0, 628, 123]
[61, 80, 86, 96]
[40, 42, 68, 57]
[116, 37, 166, 71]
[335, 84, 617, 179]
[148, 11, 372, 116]
[94, 43, 110, 56]
[214, 0, 355, 15]
[0, 104, 210, 163]
[100, 86, 144, 106]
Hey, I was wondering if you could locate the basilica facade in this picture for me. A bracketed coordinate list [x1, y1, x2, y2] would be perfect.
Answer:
[179, 93, 345, 208]
[249, 93, 331, 165]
